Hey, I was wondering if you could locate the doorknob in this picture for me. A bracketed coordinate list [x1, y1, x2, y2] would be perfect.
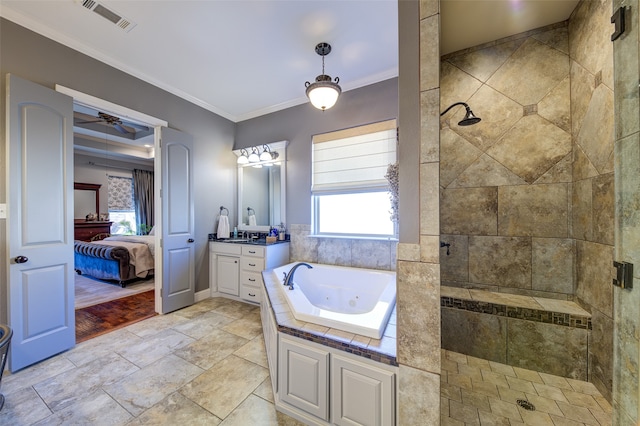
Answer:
[14, 256, 28, 264]
[187, 238, 194, 243]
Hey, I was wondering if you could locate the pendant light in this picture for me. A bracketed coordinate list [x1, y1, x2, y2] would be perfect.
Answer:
[305, 42, 342, 111]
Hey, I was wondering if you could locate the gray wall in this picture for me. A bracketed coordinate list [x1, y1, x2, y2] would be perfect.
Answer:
[0, 17, 237, 321]
[235, 78, 399, 226]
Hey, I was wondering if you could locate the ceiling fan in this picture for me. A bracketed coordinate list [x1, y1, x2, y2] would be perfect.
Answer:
[75, 111, 149, 135]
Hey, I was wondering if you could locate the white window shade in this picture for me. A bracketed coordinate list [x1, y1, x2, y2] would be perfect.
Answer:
[312, 119, 397, 193]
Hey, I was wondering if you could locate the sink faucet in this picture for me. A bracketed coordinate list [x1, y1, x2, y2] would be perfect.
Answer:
[283, 262, 313, 290]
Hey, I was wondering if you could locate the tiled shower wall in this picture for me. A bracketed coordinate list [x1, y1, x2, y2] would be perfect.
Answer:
[439, 0, 615, 402]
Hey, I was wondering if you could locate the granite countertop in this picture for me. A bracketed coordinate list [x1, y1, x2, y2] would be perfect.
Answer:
[208, 235, 290, 246]
[261, 269, 397, 366]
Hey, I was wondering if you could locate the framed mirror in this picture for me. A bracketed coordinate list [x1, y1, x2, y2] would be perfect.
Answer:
[74, 182, 101, 219]
[235, 140, 287, 232]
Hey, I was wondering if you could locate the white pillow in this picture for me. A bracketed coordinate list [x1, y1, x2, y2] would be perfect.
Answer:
[148, 226, 155, 236]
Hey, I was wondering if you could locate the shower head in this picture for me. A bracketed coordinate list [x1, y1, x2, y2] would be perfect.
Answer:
[440, 102, 482, 126]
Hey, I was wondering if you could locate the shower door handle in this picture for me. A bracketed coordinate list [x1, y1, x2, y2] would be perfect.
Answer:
[613, 261, 633, 289]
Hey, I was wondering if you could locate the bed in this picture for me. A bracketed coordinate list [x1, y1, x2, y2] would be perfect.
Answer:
[74, 235, 155, 287]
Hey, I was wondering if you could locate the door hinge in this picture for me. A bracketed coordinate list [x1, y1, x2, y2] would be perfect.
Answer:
[613, 261, 633, 289]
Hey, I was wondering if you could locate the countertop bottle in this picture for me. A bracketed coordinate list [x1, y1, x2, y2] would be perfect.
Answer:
[233, 226, 238, 239]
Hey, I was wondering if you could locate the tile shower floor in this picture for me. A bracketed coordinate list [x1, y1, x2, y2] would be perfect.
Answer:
[441, 349, 613, 426]
[0, 295, 613, 425]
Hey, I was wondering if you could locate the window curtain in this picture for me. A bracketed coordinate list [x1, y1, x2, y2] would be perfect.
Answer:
[132, 169, 154, 234]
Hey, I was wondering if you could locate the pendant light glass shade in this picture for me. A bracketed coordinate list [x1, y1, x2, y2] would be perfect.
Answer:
[306, 75, 341, 111]
[259, 145, 273, 161]
[305, 42, 341, 111]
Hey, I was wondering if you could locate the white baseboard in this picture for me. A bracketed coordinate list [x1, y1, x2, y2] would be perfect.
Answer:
[194, 289, 210, 303]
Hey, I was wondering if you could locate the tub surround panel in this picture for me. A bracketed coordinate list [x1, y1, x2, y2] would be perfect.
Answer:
[288, 224, 397, 271]
[506, 319, 588, 380]
[397, 261, 440, 373]
[398, 365, 440, 425]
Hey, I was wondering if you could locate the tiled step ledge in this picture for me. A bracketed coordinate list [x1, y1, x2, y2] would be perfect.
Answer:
[441, 286, 592, 330]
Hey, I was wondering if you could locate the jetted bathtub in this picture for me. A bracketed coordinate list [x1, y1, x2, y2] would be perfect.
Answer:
[272, 262, 396, 339]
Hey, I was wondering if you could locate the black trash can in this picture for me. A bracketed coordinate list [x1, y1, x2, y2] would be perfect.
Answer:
[0, 324, 12, 412]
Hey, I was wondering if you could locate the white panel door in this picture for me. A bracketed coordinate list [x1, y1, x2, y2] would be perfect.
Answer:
[160, 127, 195, 313]
[279, 336, 329, 421]
[331, 354, 396, 426]
[6, 74, 75, 372]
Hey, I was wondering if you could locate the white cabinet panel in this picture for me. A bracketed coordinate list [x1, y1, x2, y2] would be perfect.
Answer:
[331, 354, 395, 426]
[279, 336, 329, 421]
[217, 255, 239, 296]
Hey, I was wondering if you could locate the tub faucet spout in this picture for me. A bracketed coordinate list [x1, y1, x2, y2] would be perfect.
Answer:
[283, 262, 313, 290]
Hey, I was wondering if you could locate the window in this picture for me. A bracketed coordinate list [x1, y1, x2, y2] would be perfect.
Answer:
[312, 119, 397, 238]
[107, 175, 137, 235]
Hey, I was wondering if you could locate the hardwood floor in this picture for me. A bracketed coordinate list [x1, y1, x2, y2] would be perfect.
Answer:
[75, 273, 155, 309]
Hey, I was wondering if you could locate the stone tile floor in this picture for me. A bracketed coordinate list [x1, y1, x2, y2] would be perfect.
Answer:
[0, 295, 614, 425]
[441, 349, 613, 426]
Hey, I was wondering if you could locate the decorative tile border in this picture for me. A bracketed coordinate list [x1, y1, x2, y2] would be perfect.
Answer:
[441, 296, 592, 330]
[277, 325, 398, 367]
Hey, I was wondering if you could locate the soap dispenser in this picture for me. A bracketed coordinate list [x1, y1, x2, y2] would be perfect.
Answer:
[233, 226, 238, 239]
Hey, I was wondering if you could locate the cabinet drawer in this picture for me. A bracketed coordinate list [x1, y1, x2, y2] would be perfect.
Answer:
[241, 270, 262, 286]
[241, 257, 264, 272]
[242, 245, 265, 258]
[240, 284, 261, 304]
[210, 242, 242, 255]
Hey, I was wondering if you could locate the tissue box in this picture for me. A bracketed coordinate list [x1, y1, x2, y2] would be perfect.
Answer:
[266, 236, 277, 244]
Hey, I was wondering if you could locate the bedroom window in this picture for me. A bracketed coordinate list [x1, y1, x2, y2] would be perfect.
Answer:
[312, 119, 397, 238]
[108, 175, 137, 235]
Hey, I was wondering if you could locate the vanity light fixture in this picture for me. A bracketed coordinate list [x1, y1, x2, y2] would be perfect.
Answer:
[259, 144, 273, 161]
[248, 147, 260, 163]
[237, 148, 249, 164]
[305, 42, 342, 111]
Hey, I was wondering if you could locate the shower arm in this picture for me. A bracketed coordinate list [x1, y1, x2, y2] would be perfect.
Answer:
[440, 102, 470, 116]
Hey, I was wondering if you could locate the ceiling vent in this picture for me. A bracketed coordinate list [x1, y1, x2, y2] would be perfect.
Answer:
[80, 0, 137, 33]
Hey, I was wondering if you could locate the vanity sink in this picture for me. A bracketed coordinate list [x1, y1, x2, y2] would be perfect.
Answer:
[224, 239, 249, 243]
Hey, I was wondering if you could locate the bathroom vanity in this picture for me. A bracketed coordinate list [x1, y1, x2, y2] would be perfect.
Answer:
[209, 240, 289, 304]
